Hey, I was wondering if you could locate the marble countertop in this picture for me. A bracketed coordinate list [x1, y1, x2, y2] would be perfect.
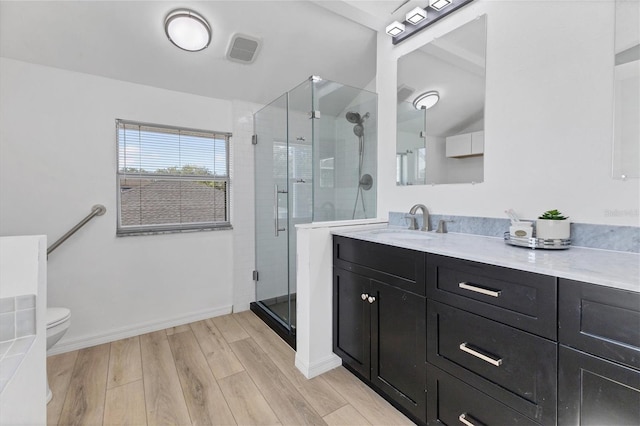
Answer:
[332, 225, 640, 293]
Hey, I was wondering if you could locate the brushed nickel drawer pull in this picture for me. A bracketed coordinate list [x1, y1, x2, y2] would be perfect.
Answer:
[459, 342, 503, 367]
[458, 282, 501, 298]
[459, 413, 484, 426]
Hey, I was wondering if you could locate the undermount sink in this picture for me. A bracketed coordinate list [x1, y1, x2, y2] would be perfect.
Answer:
[371, 229, 435, 240]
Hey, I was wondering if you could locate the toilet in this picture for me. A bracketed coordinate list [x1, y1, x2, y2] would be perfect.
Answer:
[46, 307, 71, 403]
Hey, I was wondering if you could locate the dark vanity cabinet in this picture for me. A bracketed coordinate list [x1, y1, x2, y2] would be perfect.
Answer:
[558, 279, 640, 425]
[333, 236, 639, 425]
[333, 236, 427, 423]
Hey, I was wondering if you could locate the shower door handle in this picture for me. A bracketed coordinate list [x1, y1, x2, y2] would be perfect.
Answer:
[274, 184, 287, 237]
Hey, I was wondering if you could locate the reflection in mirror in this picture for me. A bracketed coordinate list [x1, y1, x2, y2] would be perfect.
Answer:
[397, 15, 487, 185]
[612, 0, 639, 180]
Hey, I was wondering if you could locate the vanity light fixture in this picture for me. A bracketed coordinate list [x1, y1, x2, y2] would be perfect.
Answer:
[386, 21, 406, 37]
[406, 7, 427, 25]
[413, 91, 440, 110]
[387, 0, 474, 44]
[164, 9, 211, 52]
[429, 0, 452, 10]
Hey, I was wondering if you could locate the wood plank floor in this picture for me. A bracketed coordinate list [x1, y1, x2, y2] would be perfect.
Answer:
[47, 310, 414, 426]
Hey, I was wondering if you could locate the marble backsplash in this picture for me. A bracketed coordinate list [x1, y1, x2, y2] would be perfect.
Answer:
[388, 212, 640, 253]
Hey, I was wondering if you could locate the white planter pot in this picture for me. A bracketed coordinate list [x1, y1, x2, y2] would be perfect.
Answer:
[536, 219, 570, 240]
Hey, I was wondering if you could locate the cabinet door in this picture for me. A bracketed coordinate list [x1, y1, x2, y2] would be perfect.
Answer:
[559, 345, 640, 425]
[370, 280, 426, 422]
[333, 267, 370, 378]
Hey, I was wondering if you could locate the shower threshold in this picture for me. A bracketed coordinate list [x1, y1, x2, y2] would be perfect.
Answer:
[250, 296, 296, 349]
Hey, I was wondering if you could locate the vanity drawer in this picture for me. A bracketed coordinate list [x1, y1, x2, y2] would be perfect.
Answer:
[427, 364, 540, 426]
[427, 300, 557, 424]
[333, 236, 426, 295]
[559, 278, 640, 370]
[427, 253, 557, 339]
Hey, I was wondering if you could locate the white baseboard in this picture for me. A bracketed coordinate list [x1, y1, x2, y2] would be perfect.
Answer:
[295, 353, 342, 379]
[47, 305, 233, 355]
[232, 302, 251, 313]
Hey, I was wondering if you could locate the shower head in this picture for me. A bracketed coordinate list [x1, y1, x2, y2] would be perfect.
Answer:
[353, 124, 364, 137]
[346, 111, 371, 124]
[346, 111, 361, 124]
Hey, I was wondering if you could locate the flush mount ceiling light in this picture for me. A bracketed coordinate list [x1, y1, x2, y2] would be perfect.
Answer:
[429, 0, 452, 10]
[386, 21, 405, 37]
[164, 9, 211, 52]
[406, 7, 427, 25]
[387, 0, 474, 44]
[413, 91, 440, 110]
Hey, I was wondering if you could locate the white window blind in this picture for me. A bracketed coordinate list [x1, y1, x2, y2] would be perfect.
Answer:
[116, 120, 231, 235]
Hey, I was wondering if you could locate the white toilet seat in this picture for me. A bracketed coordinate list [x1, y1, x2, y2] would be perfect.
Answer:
[47, 307, 71, 328]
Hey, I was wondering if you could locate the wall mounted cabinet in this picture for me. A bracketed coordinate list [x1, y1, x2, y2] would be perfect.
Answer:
[445, 131, 484, 158]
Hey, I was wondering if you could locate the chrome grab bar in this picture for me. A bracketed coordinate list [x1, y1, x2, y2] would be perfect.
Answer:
[47, 204, 106, 256]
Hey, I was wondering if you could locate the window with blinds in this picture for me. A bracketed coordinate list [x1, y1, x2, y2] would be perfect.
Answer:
[116, 120, 231, 235]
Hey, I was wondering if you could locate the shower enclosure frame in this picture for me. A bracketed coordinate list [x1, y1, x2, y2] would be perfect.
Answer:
[251, 76, 377, 348]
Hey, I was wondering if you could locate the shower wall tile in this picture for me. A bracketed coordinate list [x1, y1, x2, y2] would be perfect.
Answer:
[15, 309, 36, 338]
[0, 294, 37, 343]
[0, 312, 15, 342]
[15, 294, 35, 310]
[0, 293, 37, 395]
[0, 298, 14, 314]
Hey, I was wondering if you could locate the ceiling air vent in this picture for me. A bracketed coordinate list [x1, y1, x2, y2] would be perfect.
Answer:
[226, 33, 261, 64]
[397, 84, 415, 103]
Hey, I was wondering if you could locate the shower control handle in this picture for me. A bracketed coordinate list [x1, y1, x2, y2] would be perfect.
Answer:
[361, 293, 368, 301]
[367, 296, 376, 304]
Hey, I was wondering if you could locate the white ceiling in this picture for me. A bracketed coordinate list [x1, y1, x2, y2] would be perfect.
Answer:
[0, 0, 400, 106]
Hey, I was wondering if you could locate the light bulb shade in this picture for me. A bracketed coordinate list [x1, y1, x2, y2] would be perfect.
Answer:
[429, 0, 452, 11]
[165, 9, 211, 52]
[413, 91, 440, 110]
[406, 7, 427, 25]
[386, 21, 406, 37]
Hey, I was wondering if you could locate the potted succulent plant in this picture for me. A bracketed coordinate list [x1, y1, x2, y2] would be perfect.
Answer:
[536, 209, 570, 240]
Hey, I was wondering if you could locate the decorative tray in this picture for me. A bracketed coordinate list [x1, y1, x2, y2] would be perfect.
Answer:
[504, 232, 571, 250]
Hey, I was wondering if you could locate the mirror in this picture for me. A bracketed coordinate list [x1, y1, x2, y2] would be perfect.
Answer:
[612, 0, 639, 180]
[397, 15, 487, 185]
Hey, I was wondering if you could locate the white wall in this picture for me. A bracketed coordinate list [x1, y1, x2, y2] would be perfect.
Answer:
[0, 58, 240, 351]
[377, 0, 639, 226]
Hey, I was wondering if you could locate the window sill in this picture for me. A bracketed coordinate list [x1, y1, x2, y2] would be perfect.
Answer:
[116, 224, 233, 237]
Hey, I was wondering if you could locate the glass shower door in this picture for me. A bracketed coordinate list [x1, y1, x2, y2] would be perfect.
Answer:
[254, 94, 292, 331]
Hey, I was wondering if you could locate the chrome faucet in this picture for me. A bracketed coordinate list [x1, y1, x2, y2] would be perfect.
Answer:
[409, 204, 430, 231]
